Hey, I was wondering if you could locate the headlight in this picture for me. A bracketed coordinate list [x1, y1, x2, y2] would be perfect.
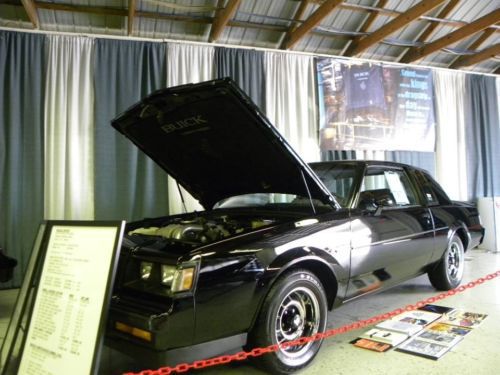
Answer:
[140, 261, 153, 280]
[161, 265, 176, 286]
[171, 267, 196, 292]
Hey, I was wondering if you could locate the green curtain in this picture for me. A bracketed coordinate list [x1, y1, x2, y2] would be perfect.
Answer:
[93, 39, 169, 221]
[0, 31, 46, 288]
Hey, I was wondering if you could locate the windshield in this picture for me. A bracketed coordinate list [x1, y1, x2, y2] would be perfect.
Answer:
[213, 163, 361, 210]
[309, 163, 361, 207]
[213, 193, 333, 212]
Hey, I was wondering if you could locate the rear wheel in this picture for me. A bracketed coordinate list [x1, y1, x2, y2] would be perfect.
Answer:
[247, 269, 327, 374]
[428, 234, 465, 290]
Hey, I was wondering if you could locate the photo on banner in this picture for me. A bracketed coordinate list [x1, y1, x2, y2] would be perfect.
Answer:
[316, 58, 436, 152]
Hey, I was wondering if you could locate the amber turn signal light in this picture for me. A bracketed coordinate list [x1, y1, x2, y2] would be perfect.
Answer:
[115, 321, 152, 342]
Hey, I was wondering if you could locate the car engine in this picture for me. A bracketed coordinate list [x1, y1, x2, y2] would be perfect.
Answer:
[128, 215, 276, 246]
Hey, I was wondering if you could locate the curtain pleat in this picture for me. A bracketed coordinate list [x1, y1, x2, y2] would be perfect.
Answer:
[44, 35, 94, 219]
[433, 70, 468, 200]
[465, 75, 500, 200]
[384, 151, 436, 176]
[0, 31, 46, 288]
[214, 47, 266, 112]
[321, 150, 356, 161]
[264, 52, 319, 162]
[93, 39, 169, 221]
[166, 43, 214, 214]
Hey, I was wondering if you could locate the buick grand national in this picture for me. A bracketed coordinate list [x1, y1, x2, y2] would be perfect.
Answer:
[105, 79, 483, 374]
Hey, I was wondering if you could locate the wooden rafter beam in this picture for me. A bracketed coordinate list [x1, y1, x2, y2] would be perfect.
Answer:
[128, 0, 136, 36]
[209, 0, 241, 43]
[399, 0, 459, 61]
[8, 0, 499, 36]
[280, 0, 310, 49]
[338, 1, 500, 33]
[25, 2, 287, 33]
[467, 26, 497, 50]
[343, 0, 387, 56]
[415, 0, 460, 42]
[20, 0, 39, 29]
[448, 27, 496, 68]
[35, 2, 127, 16]
[141, 11, 288, 33]
[293, 0, 310, 29]
[348, 0, 446, 56]
[283, 0, 343, 50]
[402, 8, 500, 63]
[450, 43, 500, 69]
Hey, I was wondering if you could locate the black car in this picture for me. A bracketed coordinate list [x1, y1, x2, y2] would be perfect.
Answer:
[105, 79, 484, 374]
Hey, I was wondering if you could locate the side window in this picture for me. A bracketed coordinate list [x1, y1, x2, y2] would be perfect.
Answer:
[413, 170, 451, 206]
[358, 167, 418, 209]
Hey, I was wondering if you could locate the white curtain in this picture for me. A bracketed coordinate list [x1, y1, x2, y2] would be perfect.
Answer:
[355, 150, 385, 160]
[44, 35, 94, 219]
[264, 52, 320, 163]
[433, 70, 468, 201]
[166, 43, 214, 214]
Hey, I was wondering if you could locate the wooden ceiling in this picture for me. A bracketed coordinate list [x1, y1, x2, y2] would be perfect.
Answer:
[1, 0, 499, 74]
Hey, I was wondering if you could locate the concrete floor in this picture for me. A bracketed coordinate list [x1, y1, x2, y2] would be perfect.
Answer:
[1, 248, 499, 374]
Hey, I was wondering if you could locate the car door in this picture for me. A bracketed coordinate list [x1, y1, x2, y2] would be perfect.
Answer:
[345, 165, 435, 300]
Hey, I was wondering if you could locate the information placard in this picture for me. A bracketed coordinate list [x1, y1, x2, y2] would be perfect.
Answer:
[15, 221, 124, 375]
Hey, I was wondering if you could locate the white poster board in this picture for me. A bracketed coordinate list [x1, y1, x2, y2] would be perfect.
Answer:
[16, 222, 124, 375]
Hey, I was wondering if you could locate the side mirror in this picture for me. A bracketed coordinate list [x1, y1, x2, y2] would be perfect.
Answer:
[358, 189, 396, 214]
[374, 194, 395, 207]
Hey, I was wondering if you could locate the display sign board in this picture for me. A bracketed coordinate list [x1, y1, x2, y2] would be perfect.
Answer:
[0, 225, 46, 374]
[316, 58, 436, 152]
[2, 221, 124, 375]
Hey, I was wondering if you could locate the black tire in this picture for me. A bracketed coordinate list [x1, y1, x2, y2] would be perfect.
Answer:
[428, 234, 465, 290]
[247, 269, 328, 374]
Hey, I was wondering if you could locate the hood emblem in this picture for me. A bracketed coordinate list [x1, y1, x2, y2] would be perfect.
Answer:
[161, 115, 208, 134]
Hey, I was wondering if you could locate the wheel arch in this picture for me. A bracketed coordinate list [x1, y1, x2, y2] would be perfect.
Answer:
[267, 249, 340, 310]
[278, 259, 338, 311]
[249, 251, 340, 335]
[449, 222, 471, 251]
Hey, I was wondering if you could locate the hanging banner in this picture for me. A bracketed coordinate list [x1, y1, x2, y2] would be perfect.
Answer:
[317, 58, 435, 152]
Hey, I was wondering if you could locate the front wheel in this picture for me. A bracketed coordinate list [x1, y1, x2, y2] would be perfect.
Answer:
[428, 234, 465, 290]
[247, 269, 328, 374]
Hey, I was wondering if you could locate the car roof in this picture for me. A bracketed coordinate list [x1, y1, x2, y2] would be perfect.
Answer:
[309, 159, 426, 172]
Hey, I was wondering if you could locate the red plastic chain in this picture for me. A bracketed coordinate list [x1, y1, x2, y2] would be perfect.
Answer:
[124, 270, 500, 375]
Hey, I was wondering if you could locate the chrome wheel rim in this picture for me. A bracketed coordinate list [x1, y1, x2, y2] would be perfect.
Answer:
[446, 241, 464, 282]
[275, 286, 320, 359]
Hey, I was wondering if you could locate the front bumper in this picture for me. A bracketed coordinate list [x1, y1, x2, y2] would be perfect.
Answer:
[105, 332, 247, 368]
[106, 293, 194, 353]
[105, 294, 248, 367]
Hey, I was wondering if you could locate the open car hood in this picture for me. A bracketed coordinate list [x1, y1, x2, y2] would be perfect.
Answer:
[112, 78, 336, 209]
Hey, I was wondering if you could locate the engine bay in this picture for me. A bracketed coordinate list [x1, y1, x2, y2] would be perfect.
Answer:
[126, 212, 280, 248]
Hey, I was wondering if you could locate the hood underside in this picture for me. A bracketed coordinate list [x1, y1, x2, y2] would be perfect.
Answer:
[112, 78, 335, 209]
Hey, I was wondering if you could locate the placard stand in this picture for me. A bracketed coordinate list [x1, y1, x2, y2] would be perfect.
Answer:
[0, 220, 125, 375]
